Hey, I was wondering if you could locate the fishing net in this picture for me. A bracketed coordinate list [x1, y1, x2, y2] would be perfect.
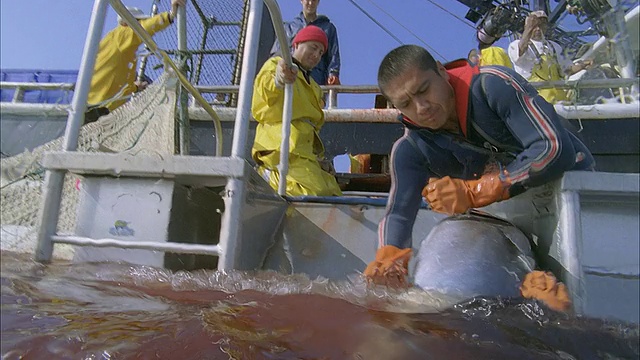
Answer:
[144, 0, 246, 105]
[0, 72, 178, 259]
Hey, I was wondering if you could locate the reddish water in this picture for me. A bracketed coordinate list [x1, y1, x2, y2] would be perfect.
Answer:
[2, 251, 638, 359]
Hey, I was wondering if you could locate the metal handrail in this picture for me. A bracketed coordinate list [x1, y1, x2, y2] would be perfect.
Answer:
[0, 82, 76, 90]
[195, 78, 640, 93]
[109, 0, 223, 156]
[3, 102, 639, 121]
[3, 77, 638, 103]
[52, 235, 221, 256]
[262, 0, 295, 196]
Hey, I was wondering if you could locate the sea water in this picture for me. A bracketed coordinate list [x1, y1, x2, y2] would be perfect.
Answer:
[1, 251, 638, 359]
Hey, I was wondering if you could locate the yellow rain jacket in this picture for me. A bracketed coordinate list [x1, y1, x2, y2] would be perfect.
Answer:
[251, 57, 342, 196]
[479, 47, 513, 68]
[87, 12, 172, 110]
[527, 44, 567, 103]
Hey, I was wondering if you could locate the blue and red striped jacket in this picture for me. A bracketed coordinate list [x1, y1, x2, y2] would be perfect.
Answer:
[379, 60, 594, 249]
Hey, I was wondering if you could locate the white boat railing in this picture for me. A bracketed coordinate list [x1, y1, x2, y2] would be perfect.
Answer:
[3, 78, 638, 107]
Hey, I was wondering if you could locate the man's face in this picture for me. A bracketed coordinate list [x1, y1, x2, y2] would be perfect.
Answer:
[301, 0, 319, 14]
[532, 19, 548, 40]
[293, 40, 325, 70]
[383, 63, 457, 130]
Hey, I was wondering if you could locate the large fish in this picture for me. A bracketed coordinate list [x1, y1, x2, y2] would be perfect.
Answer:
[412, 211, 537, 303]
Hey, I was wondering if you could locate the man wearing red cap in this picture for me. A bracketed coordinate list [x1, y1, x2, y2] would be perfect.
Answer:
[251, 25, 342, 196]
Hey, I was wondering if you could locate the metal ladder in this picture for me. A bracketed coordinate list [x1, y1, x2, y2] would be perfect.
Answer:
[34, 0, 293, 270]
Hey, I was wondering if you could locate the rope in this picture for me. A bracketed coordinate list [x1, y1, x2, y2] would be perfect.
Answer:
[346, 0, 404, 45]
[363, 0, 448, 62]
[421, 0, 477, 30]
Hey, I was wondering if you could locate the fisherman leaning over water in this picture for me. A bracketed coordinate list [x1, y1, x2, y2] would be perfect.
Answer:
[84, 0, 186, 123]
[252, 25, 342, 197]
[364, 45, 595, 311]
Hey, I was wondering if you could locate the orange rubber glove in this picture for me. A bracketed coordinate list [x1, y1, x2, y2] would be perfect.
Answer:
[422, 173, 510, 215]
[520, 270, 572, 312]
[364, 245, 412, 288]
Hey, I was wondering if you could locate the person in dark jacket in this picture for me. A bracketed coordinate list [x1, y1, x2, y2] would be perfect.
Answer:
[364, 45, 594, 287]
[272, 0, 340, 86]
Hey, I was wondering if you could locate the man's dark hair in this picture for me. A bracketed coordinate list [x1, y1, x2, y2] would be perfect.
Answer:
[377, 45, 438, 97]
[467, 48, 478, 60]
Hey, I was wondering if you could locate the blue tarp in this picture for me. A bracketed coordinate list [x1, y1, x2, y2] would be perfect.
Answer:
[0, 69, 78, 104]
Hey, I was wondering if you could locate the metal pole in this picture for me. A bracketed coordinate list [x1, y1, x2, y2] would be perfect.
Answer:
[218, 0, 265, 270]
[328, 88, 338, 109]
[35, 0, 109, 262]
[136, 2, 159, 82]
[558, 190, 585, 315]
[263, 0, 294, 196]
[109, 0, 223, 156]
[277, 83, 293, 195]
[231, 1, 278, 157]
[603, 6, 638, 93]
[177, 4, 190, 155]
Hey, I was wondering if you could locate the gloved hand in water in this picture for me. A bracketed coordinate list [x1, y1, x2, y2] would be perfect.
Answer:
[364, 245, 412, 288]
[520, 270, 572, 312]
[422, 173, 511, 215]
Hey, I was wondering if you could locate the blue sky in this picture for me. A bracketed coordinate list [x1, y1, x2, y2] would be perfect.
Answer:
[1, 0, 498, 110]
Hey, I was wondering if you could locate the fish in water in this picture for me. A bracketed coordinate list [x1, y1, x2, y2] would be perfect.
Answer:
[412, 212, 537, 304]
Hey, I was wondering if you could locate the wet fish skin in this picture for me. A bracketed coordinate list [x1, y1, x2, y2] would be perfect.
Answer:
[412, 212, 536, 302]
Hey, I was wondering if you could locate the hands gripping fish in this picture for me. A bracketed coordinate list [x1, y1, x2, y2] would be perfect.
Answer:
[367, 212, 571, 312]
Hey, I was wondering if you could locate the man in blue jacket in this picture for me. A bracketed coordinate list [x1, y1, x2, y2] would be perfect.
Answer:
[273, 0, 340, 86]
[364, 45, 594, 287]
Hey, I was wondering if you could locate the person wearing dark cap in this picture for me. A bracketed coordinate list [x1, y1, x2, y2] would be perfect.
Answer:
[251, 25, 342, 196]
[84, 0, 186, 123]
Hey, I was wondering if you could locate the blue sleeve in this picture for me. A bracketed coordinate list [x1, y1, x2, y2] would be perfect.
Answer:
[326, 23, 340, 76]
[478, 69, 577, 196]
[270, 20, 299, 56]
[378, 135, 430, 250]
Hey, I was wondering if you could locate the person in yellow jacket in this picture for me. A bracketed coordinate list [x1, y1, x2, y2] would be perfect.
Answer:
[508, 11, 592, 103]
[251, 25, 342, 197]
[469, 46, 513, 68]
[85, 0, 186, 123]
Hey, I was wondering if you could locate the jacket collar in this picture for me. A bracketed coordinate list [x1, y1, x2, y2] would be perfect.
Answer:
[399, 59, 479, 137]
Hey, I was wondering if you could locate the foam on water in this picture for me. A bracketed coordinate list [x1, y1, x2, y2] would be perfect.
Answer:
[1, 251, 638, 359]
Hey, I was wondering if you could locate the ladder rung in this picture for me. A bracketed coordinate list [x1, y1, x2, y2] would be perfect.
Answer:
[51, 235, 221, 256]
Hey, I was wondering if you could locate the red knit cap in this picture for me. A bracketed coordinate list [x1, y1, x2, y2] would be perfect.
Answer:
[292, 25, 328, 53]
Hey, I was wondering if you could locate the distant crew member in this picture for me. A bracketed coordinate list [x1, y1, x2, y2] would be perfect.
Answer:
[468, 46, 513, 68]
[272, 0, 340, 87]
[508, 11, 592, 103]
[85, 0, 186, 123]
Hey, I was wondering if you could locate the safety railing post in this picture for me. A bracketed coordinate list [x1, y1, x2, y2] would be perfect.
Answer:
[261, 0, 295, 196]
[35, 0, 109, 262]
[603, 6, 638, 94]
[217, 0, 265, 270]
[328, 88, 337, 109]
[177, 4, 191, 155]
